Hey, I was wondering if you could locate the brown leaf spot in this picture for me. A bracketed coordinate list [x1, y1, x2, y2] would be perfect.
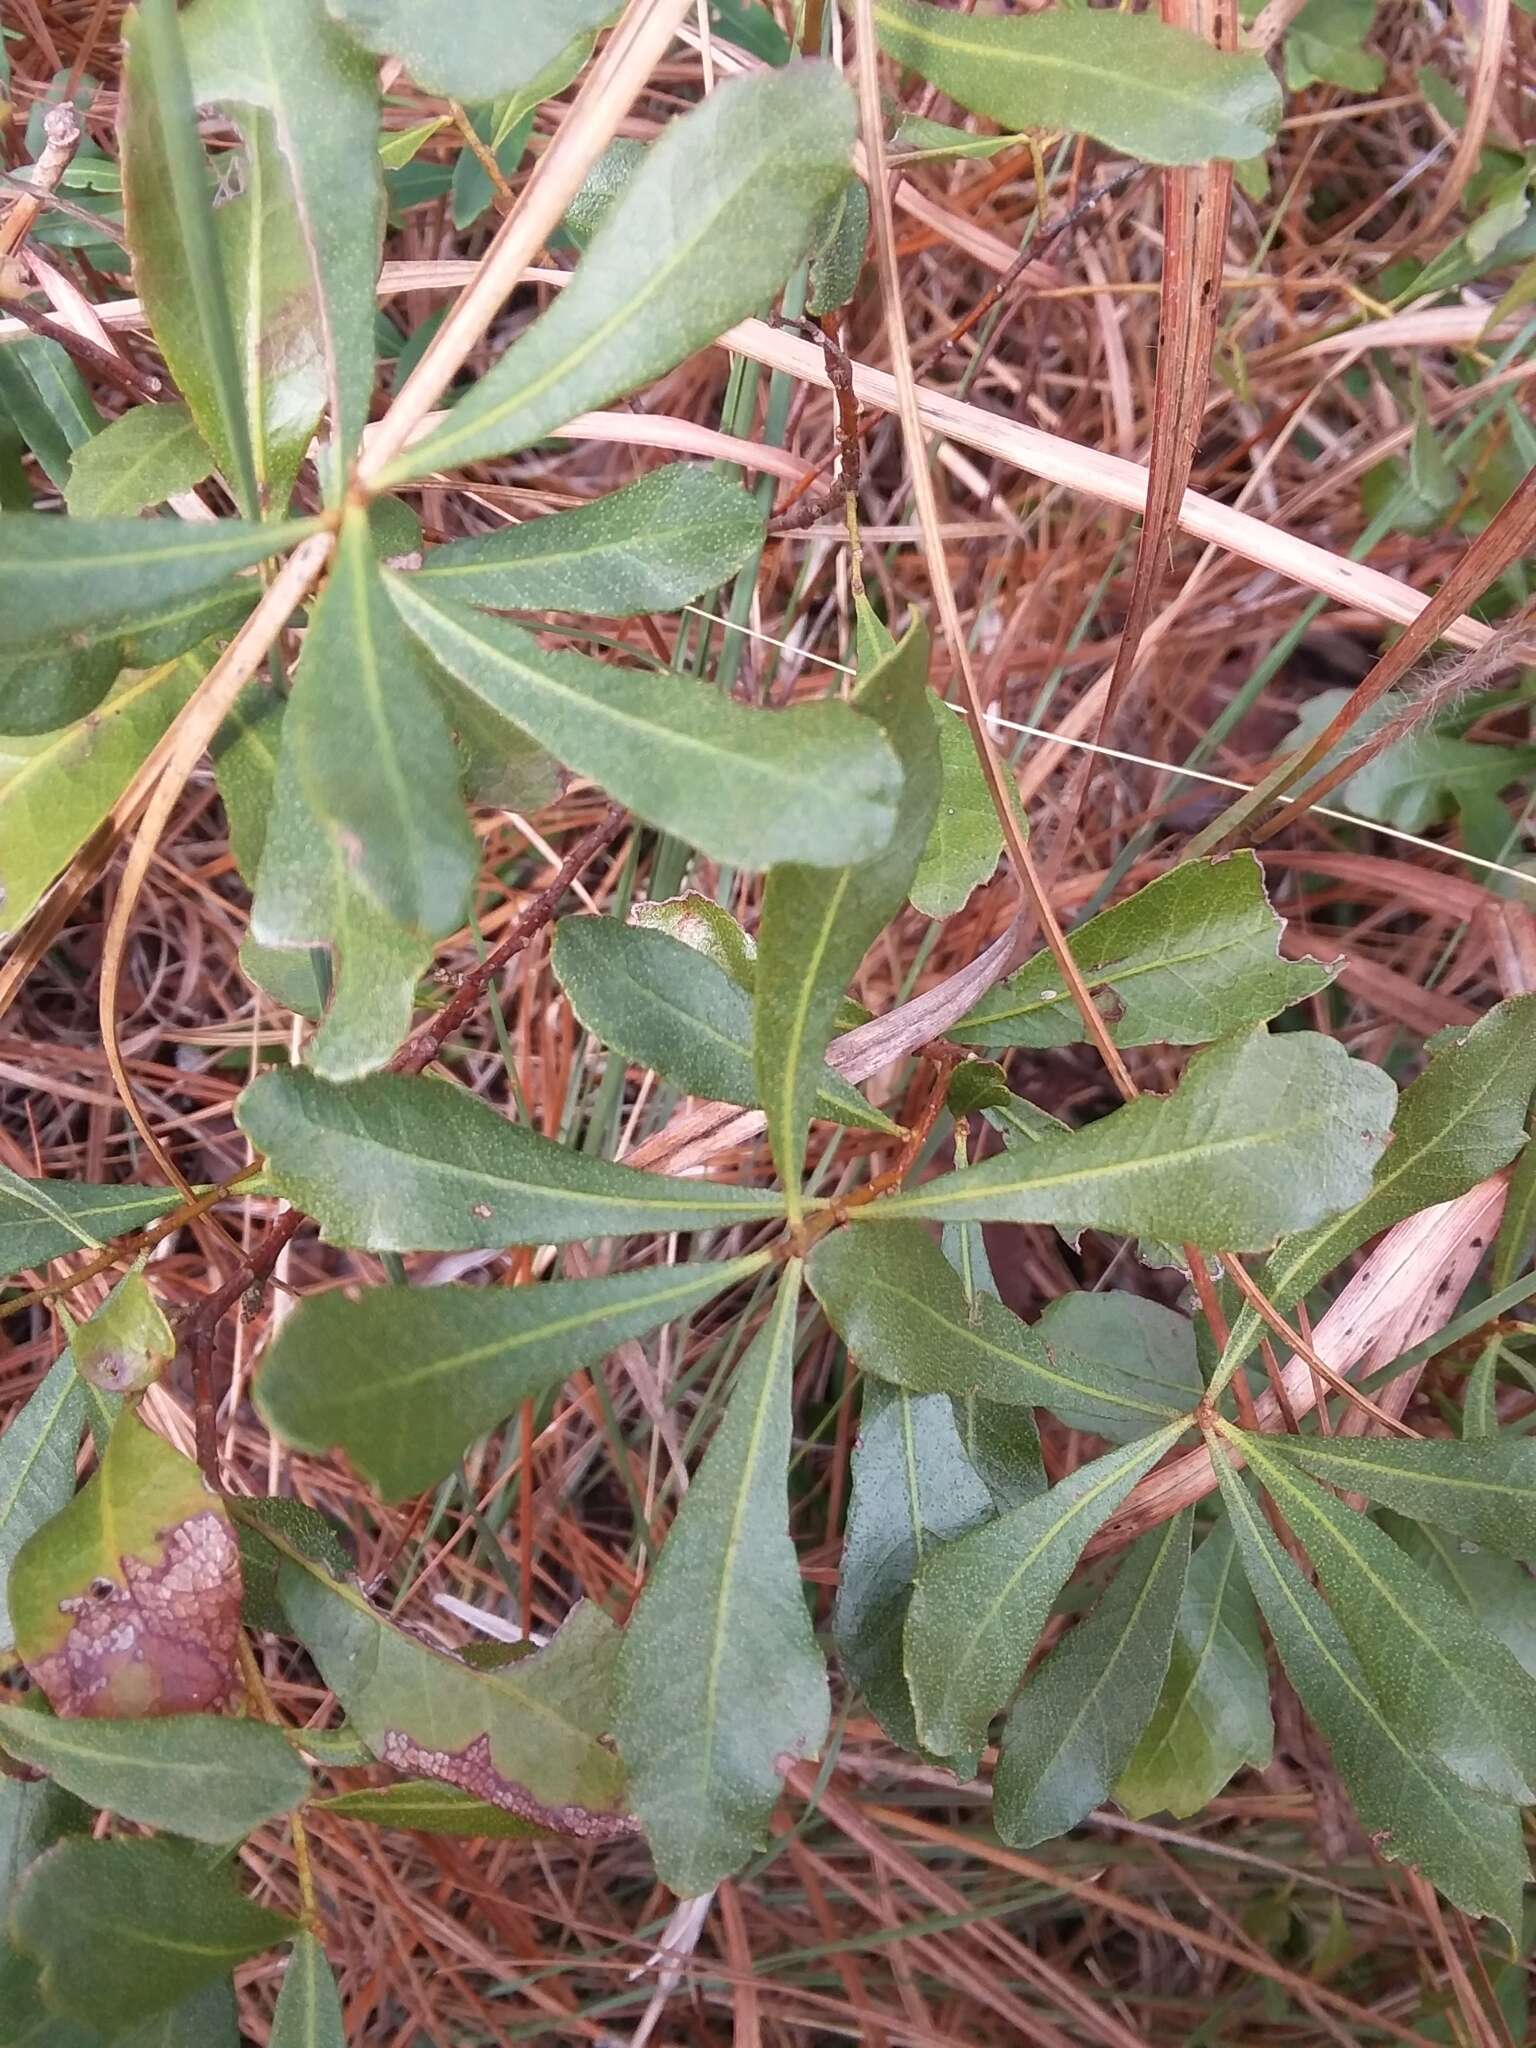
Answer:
[31, 1511, 243, 1720]
[83, 1349, 138, 1395]
[378, 1730, 640, 1843]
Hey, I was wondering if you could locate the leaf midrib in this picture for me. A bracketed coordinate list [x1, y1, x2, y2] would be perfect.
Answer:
[306, 1259, 757, 1407]
[418, 507, 738, 585]
[868, 1119, 1329, 1221]
[1269, 1439, 1536, 1506]
[397, 583, 855, 800]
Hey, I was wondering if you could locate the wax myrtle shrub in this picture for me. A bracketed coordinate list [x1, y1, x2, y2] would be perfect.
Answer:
[1, 0, 1535, 2037]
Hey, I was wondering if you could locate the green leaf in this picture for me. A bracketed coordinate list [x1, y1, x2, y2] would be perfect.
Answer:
[630, 893, 759, 993]
[1284, 0, 1384, 93]
[2, 1772, 89, 1921]
[1211, 1443, 1529, 1932]
[0, 641, 122, 738]
[0, 515, 311, 657]
[0, 1942, 97, 2048]
[908, 706, 1015, 921]
[873, 0, 1281, 167]
[1215, 996, 1536, 1389]
[1116, 1520, 1273, 1821]
[615, 1264, 829, 1895]
[235, 1495, 352, 1635]
[1387, 1517, 1536, 1681]
[279, 1563, 634, 1836]
[8, 1408, 242, 1719]
[835, 1383, 996, 1763]
[312, 1780, 550, 1838]
[120, 0, 258, 515]
[391, 64, 856, 482]
[808, 1221, 1195, 1437]
[62, 404, 213, 520]
[0, 336, 100, 490]
[552, 917, 895, 1132]
[388, 577, 903, 872]
[0, 1706, 308, 1846]
[449, 103, 530, 234]
[1492, 1090, 1536, 1291]
[0, 1361, 87, 1657]
[214, 109, 330, 512]
[258, 1254, 768, 1500]
[561, 137, 647, 248]
[806, 175, 869, 318]
[0, 1166, 175, 1279]
[755, 623, 940, 1216]
[893, 113, 1025, 163]
[270, 1934, 345, 2048]
[1283, 689, 1536, 833]
[863, 1028, 1395, 1252]
[248, 761, 432, 1073]
[271, 507, 473, 940]
[993, 1511, 1191, 1846]
[1236, 1431, 1536, 1805]
[323, 0, 614, 101]
[4, 583, 254, 734]
[710, 0, 793, 64]
[413, 464, 764, 618]
[62, 1270, 173, 1400]
[10, 1837, 297, 2033]
[217, 686, 419, 1070]
[239, 1067, 788, 1251]
[1031, 1293, 1202, 1443]
[1244, 1432, 1536, 1563]
[211, 682, 285, 881]
[428, 657, 561, 816]
[0, 658, 199, 939]
[128, 1980, 242, 2047]
[938, 1208, 1045, 1513]
[953, 854, 1334, 1050]
[181, 0, 381, 488]
[903, 1423, 1185, 1762]
[947, 1060, 1067, 1143]
[121, 583, 259, 669]
[951, 1394, 1045, 1514]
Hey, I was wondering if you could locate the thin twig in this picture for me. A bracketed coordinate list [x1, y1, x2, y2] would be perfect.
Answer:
[0, 292, 165, 402]
[0, 102, 80, 261]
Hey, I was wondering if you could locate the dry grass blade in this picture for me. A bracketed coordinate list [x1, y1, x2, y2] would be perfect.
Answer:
[1042, 0, 1236, 873]
[1403, 0, 1512, 253]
